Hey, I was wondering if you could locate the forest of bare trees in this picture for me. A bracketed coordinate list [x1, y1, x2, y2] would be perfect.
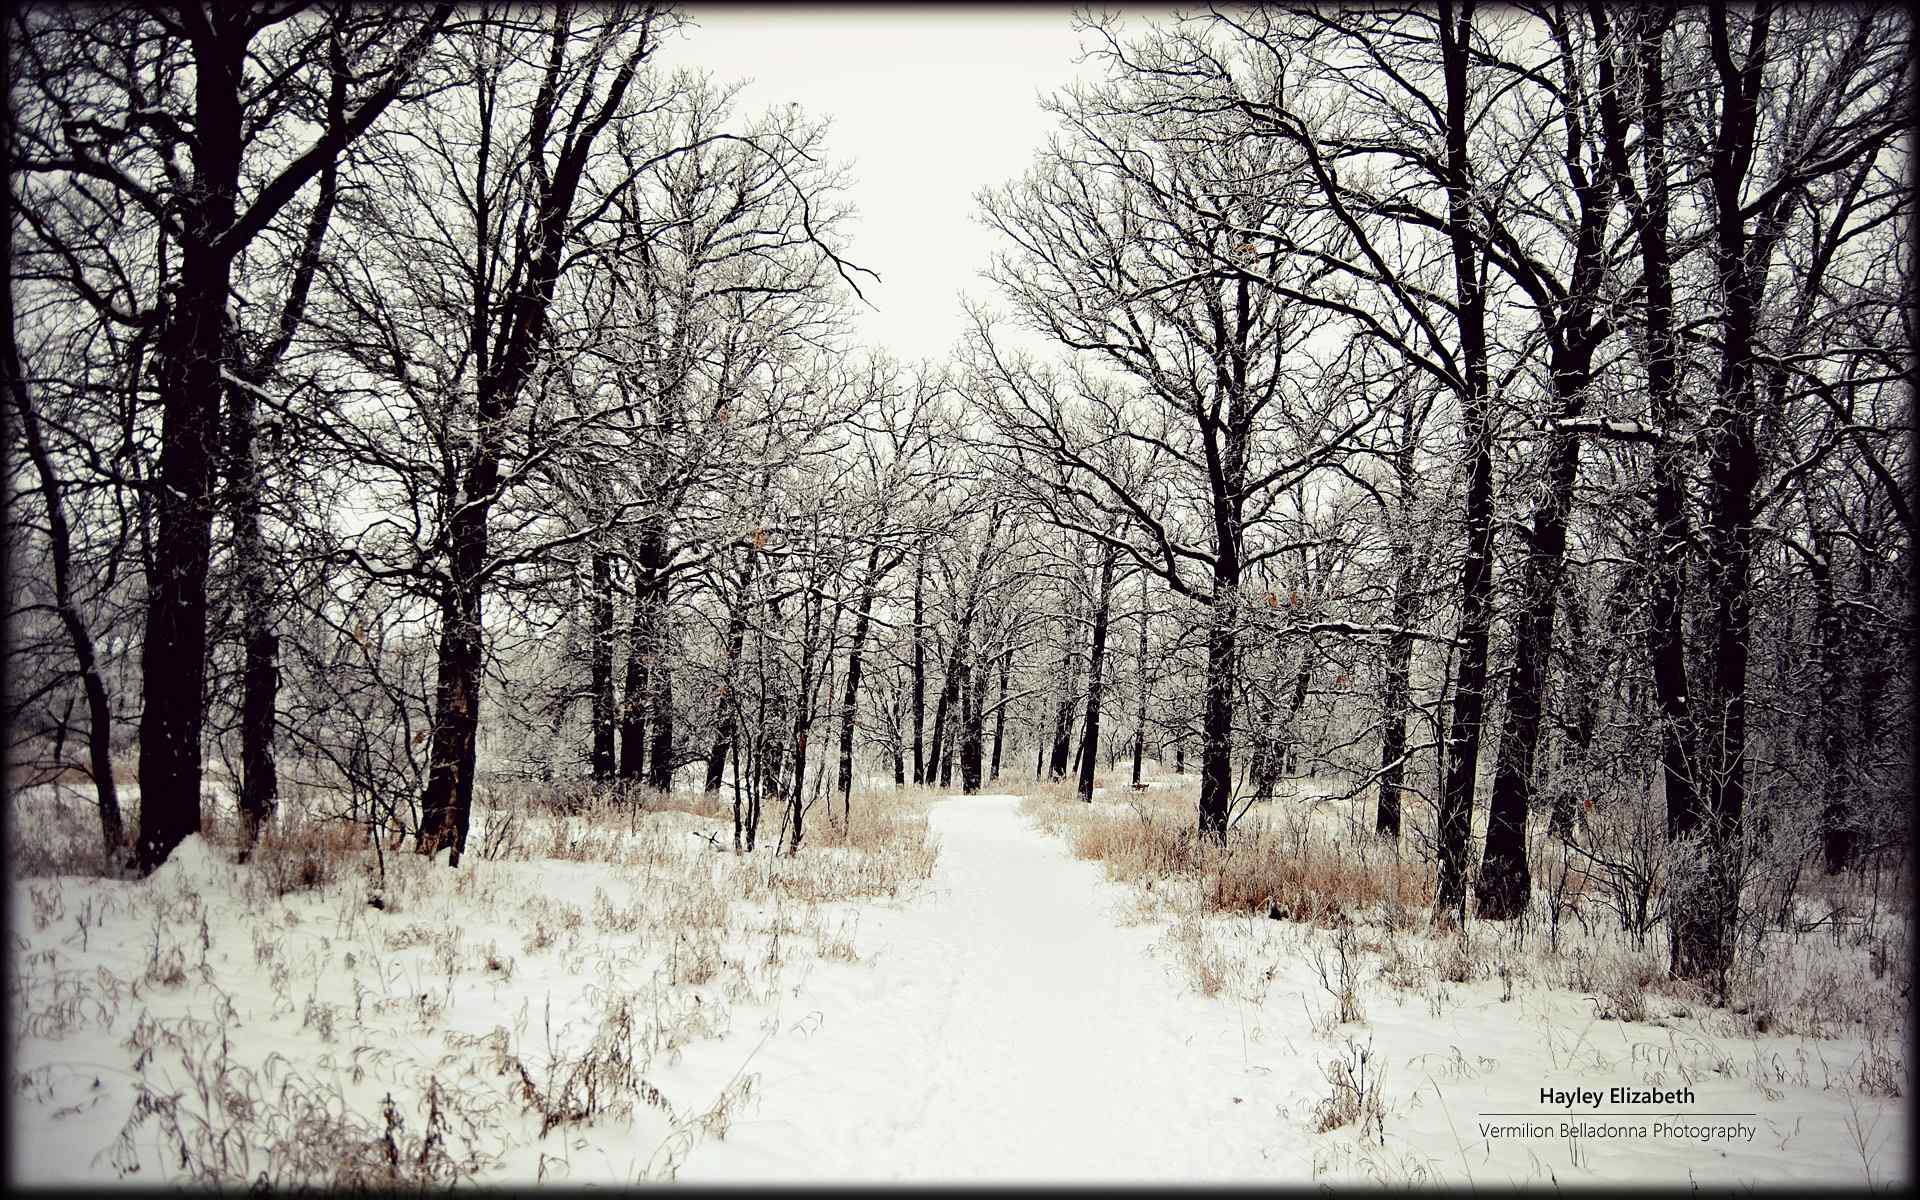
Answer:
[6, 0, 1910, 999]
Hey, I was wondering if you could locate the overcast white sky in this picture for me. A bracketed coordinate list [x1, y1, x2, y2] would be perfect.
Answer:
[670, 5, 1151, 365]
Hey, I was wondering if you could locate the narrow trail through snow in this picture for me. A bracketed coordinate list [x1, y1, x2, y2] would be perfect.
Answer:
[684, 793, 1306, 1182]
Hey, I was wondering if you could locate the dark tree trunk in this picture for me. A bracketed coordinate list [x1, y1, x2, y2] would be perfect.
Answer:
[1076, 551, 1119, 801]
[418, 11, 651, 866]
[1597, 2, 1699, 859]
[1131, 588, 1148, 789]
[1671, 2, 1783, 986]
[418, 577, 485, 865]
[706, 549, 758, 792]
[929, 660, 955, 788]
[5, 240, 123, 860]
[589, 551, 617, 780]
[1048, 606, 1082, 779]
[1198, 588, 1238, 843]
[837, 545, 889, 816]
[911, 546, 927, 784]
[939, 712, 957, 789]
[1548, 571, 1609, 839]
[620, 585, 649, 782]
[228, 375, 280, 856]
[1376, 509, 1419, 839]
[789, 726, 809, 851]
[989, 642, 1012, 781]
[236, 628, 281, 853]
[135, 24, 249, 874]
[1432, 0, 1495, 922]
[962, 642, 990, 792]
[227, 55, 342, 857]
[1478, 0, 1631, 916]
[1279, 646, 1313, 775]
[646, 606, 674, 792]
[1810, 538, 1855, 873]
[1474, 429, 1577, 916]
[621, 529, 668, 782]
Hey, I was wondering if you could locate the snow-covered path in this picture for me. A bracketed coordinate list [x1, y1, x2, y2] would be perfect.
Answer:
[682, 793, 1305, 1182]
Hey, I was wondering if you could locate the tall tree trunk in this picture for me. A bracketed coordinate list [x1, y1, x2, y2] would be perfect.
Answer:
[1048, 606, 1082, 779]
[1473, 428, 1577, 916]
[1549, 570, 1609, 839]
[135, 25, 248, 874]
[706, 548, 758, 791]
[1076, 551, 1118, 801]
[417, 11, 651, 866]
[620, 586, 649, 782]
[1198, 583, 1238, 842]
[962, 630, 992, 793]
[418, 573, 485, 864]
[989, 642, 1012, 781]
[6, 259, 123, 861]
[911, 545, 927, 784]
[891, 675, 908, 786]
[1376, 518, 1419, 839]
[229, 358, 280, 855]
[588, 550, 617, 780]
[1810, 535, 1854, 873]
[1279, 645, 1314, 775]
[227, 51, 343, 856]
[621, 529, 668, 782]
[788, 725, 809, 851]
[1671, 2, 1782, 985]
[646, 602, 674, 792]
[1432, 0, 1496, 922]
[939, 709, 958, 788]
[928, 661, 955, 787]
[1597, 1, 1700, 865]
[1132, 590, 1148, 789]
[1476, 0, 1628, 914]
[837, 545, 887, 817]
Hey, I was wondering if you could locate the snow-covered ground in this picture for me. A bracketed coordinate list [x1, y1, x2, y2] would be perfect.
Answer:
[7, 785, 1909, 1187]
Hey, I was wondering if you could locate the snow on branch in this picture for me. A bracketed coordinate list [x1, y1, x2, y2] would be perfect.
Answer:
[1542, 416, 1665, 443]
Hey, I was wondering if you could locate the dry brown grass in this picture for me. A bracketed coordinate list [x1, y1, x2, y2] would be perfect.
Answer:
[1021, 783, 1432, 926]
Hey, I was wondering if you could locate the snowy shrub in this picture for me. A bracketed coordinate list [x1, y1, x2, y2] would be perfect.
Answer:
[1311, 1034, 1386, 1142]
[253, 812, 362, 899]
[1854, 1025, 1904, 1098]
[1377, 935, 1423, 991]
[503, 991, 654, 1139]
[1164, 912, 1229, 997]
[1562, 779, 1671, 949]
[1593, 958, 1653, 1022]
[1435, 929, 1475, 983]
[1311, 922, 1365, 1024]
